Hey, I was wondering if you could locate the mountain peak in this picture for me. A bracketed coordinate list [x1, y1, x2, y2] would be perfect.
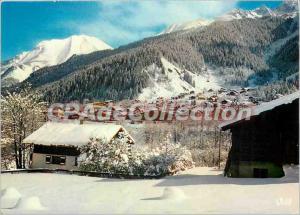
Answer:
[1, 35, 112, 84]
[253, 5, 275, 17]
[36, 35, 112, 54]
[217, 1, 298, 22]
[159, 18, 211, 35]
[275, 0, 299, 16]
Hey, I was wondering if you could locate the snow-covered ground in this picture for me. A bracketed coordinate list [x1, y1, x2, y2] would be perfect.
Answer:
[1, 166, 298, 214]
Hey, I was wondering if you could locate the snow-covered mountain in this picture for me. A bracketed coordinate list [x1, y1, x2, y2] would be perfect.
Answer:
[1, 35, 112, 84]
[217, 7, 275, 21]
[159, 19, 211, 34]
[160, 0, 298, 34]
[253, 5, 277, 17]
[7, 0, 298, 103]
[276, 0, 298, 14]
[217, 0, 298, 21]
[20, 15, 297, 103]
[275, 0, 299, 18]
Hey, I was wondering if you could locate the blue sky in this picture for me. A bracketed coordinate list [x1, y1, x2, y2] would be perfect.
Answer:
[2, 1, 282, 61]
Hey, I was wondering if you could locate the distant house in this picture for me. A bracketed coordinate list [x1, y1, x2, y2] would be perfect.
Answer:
[196, 93, 206, 100]
[239, 88, 246, 94]
[23, 121, 134, 170]
[208, 95, 218, 103]
[227, 90, 239, 96]
[220, 99, 231, 105]
[218, 88, 227, 93]
[220, 92, 299, 178]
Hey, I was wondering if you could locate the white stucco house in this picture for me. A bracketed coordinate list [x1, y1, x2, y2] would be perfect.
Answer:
[23, 121, 134, 170]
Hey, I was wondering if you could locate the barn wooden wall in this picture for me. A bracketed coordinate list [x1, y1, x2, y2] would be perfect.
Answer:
[224, 99, 299, 177]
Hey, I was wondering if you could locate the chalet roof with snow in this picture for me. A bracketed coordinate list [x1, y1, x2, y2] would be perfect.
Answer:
[220, 91, 300, 129]
[23, 121, 134, 146]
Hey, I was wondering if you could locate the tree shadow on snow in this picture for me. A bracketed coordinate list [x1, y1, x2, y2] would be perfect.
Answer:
[94, 178, 143, 183]
[141, 197, 164, 201]
[155, 173, 299, 187]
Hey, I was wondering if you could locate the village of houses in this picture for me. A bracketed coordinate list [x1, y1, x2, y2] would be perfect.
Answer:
[1, 84, 299, 214]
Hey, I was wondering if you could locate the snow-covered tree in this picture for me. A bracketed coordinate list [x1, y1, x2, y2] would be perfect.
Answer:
[79, 131, 131, 174]
[144, 133, 194, 175]
[142, 122, 232, 168]
[79, 131, 194, 176]
[1, 85, 46, 169]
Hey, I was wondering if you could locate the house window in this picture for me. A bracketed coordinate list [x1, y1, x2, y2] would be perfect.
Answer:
[45, 155, 51, 164]
[74, 157, 78, 166]
[45, 155, 66, 165]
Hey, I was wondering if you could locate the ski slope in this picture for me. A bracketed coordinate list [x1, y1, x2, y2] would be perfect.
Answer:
[138, 57, 221, 100]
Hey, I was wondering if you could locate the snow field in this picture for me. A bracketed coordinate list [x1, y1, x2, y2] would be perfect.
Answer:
[1, 166, 298, 214]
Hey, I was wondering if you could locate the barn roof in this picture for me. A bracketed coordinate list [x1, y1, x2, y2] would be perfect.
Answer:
[220, 91, 300, 129]
[23, 121, 134, 146]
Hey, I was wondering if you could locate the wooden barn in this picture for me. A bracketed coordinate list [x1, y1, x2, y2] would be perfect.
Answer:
[23, 121, 134, 170]
[220, 92, 299, 178]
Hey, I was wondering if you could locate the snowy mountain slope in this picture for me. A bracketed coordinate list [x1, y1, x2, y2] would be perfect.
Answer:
[1, 35, 112, 83]
[138, 58, 220, 100]
[160, 0, 298, 34]
[265, 31, 298, 61]
[217, 7, 275, 21]
[15, 13, 297, 102]
[275, 0, 299, 17]
[217, 0, 298, 22]
[253, 5, 277, 17]
[160, 1, 298, 34]
[159, 19, 211, 34]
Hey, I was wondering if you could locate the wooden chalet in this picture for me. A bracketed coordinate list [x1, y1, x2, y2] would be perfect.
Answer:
[220, 92, 299, 178]
[23, 121, 134, 170]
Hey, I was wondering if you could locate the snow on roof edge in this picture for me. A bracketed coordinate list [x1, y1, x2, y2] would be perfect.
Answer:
[219, 91, 300, 129]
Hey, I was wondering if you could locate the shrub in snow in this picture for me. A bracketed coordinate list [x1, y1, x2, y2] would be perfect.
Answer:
[79, 132, 194, 176]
